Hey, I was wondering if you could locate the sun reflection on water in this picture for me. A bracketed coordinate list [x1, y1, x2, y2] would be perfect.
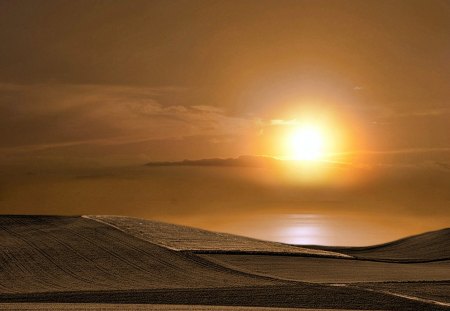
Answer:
[278, 214, 327, 245]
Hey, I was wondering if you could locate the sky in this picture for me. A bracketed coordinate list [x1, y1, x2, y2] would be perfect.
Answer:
[0, 0, 449, 245]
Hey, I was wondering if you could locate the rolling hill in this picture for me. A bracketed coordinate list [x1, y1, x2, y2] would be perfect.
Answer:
[0, 215, 279, 294]
[87, 215, 349, 257]
[0, 215, 448, 310]
[308, 228, 450, 262]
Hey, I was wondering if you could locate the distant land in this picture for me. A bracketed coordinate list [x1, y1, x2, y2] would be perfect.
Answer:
[146, 155, 282, 167]
[145, 155, 349, 168]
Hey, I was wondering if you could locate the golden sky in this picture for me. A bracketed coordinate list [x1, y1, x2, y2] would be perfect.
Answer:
[0, 0, 449, 245]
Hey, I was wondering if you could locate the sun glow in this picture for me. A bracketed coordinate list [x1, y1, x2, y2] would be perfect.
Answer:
[287, 125, 326, 161]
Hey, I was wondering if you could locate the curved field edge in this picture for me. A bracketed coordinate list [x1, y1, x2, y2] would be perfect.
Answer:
[85, 215, 350, 258]
[198, 254, 450, 283]
[305, 228, 450, 262]
[0, 216, 284, 294]
[352, 281, 450, 305]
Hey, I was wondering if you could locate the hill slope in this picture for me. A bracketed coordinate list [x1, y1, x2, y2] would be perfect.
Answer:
[200, 254, 450, 283]
[0, 215, 447, 310]
[88, 215, 348, 258]
[308, 228, 450, 262]
[0, 215, 280, 294]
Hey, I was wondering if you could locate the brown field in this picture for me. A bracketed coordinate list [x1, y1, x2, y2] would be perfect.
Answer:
[88, 215, 347, 257]
[307, 228, 450, 262]
[200, 254, 450, 283]
[0, 215, 448, 310]
[0, 304, 379, 311]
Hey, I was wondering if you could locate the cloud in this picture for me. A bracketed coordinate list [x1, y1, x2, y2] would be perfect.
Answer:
[332, 147, 450, 156]
[0, 83, 255, 155]
[435, 162, 450, 171]
[375, 106, 450, 119]
[146, 155, 279, 168]
[269, 119, 300, 126]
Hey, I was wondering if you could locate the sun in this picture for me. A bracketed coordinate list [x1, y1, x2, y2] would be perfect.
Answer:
[287, 125, 326, 161]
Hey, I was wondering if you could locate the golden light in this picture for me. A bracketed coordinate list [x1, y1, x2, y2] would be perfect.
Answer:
[263, 113, 365, 186]
[286, 124, 326, 161]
